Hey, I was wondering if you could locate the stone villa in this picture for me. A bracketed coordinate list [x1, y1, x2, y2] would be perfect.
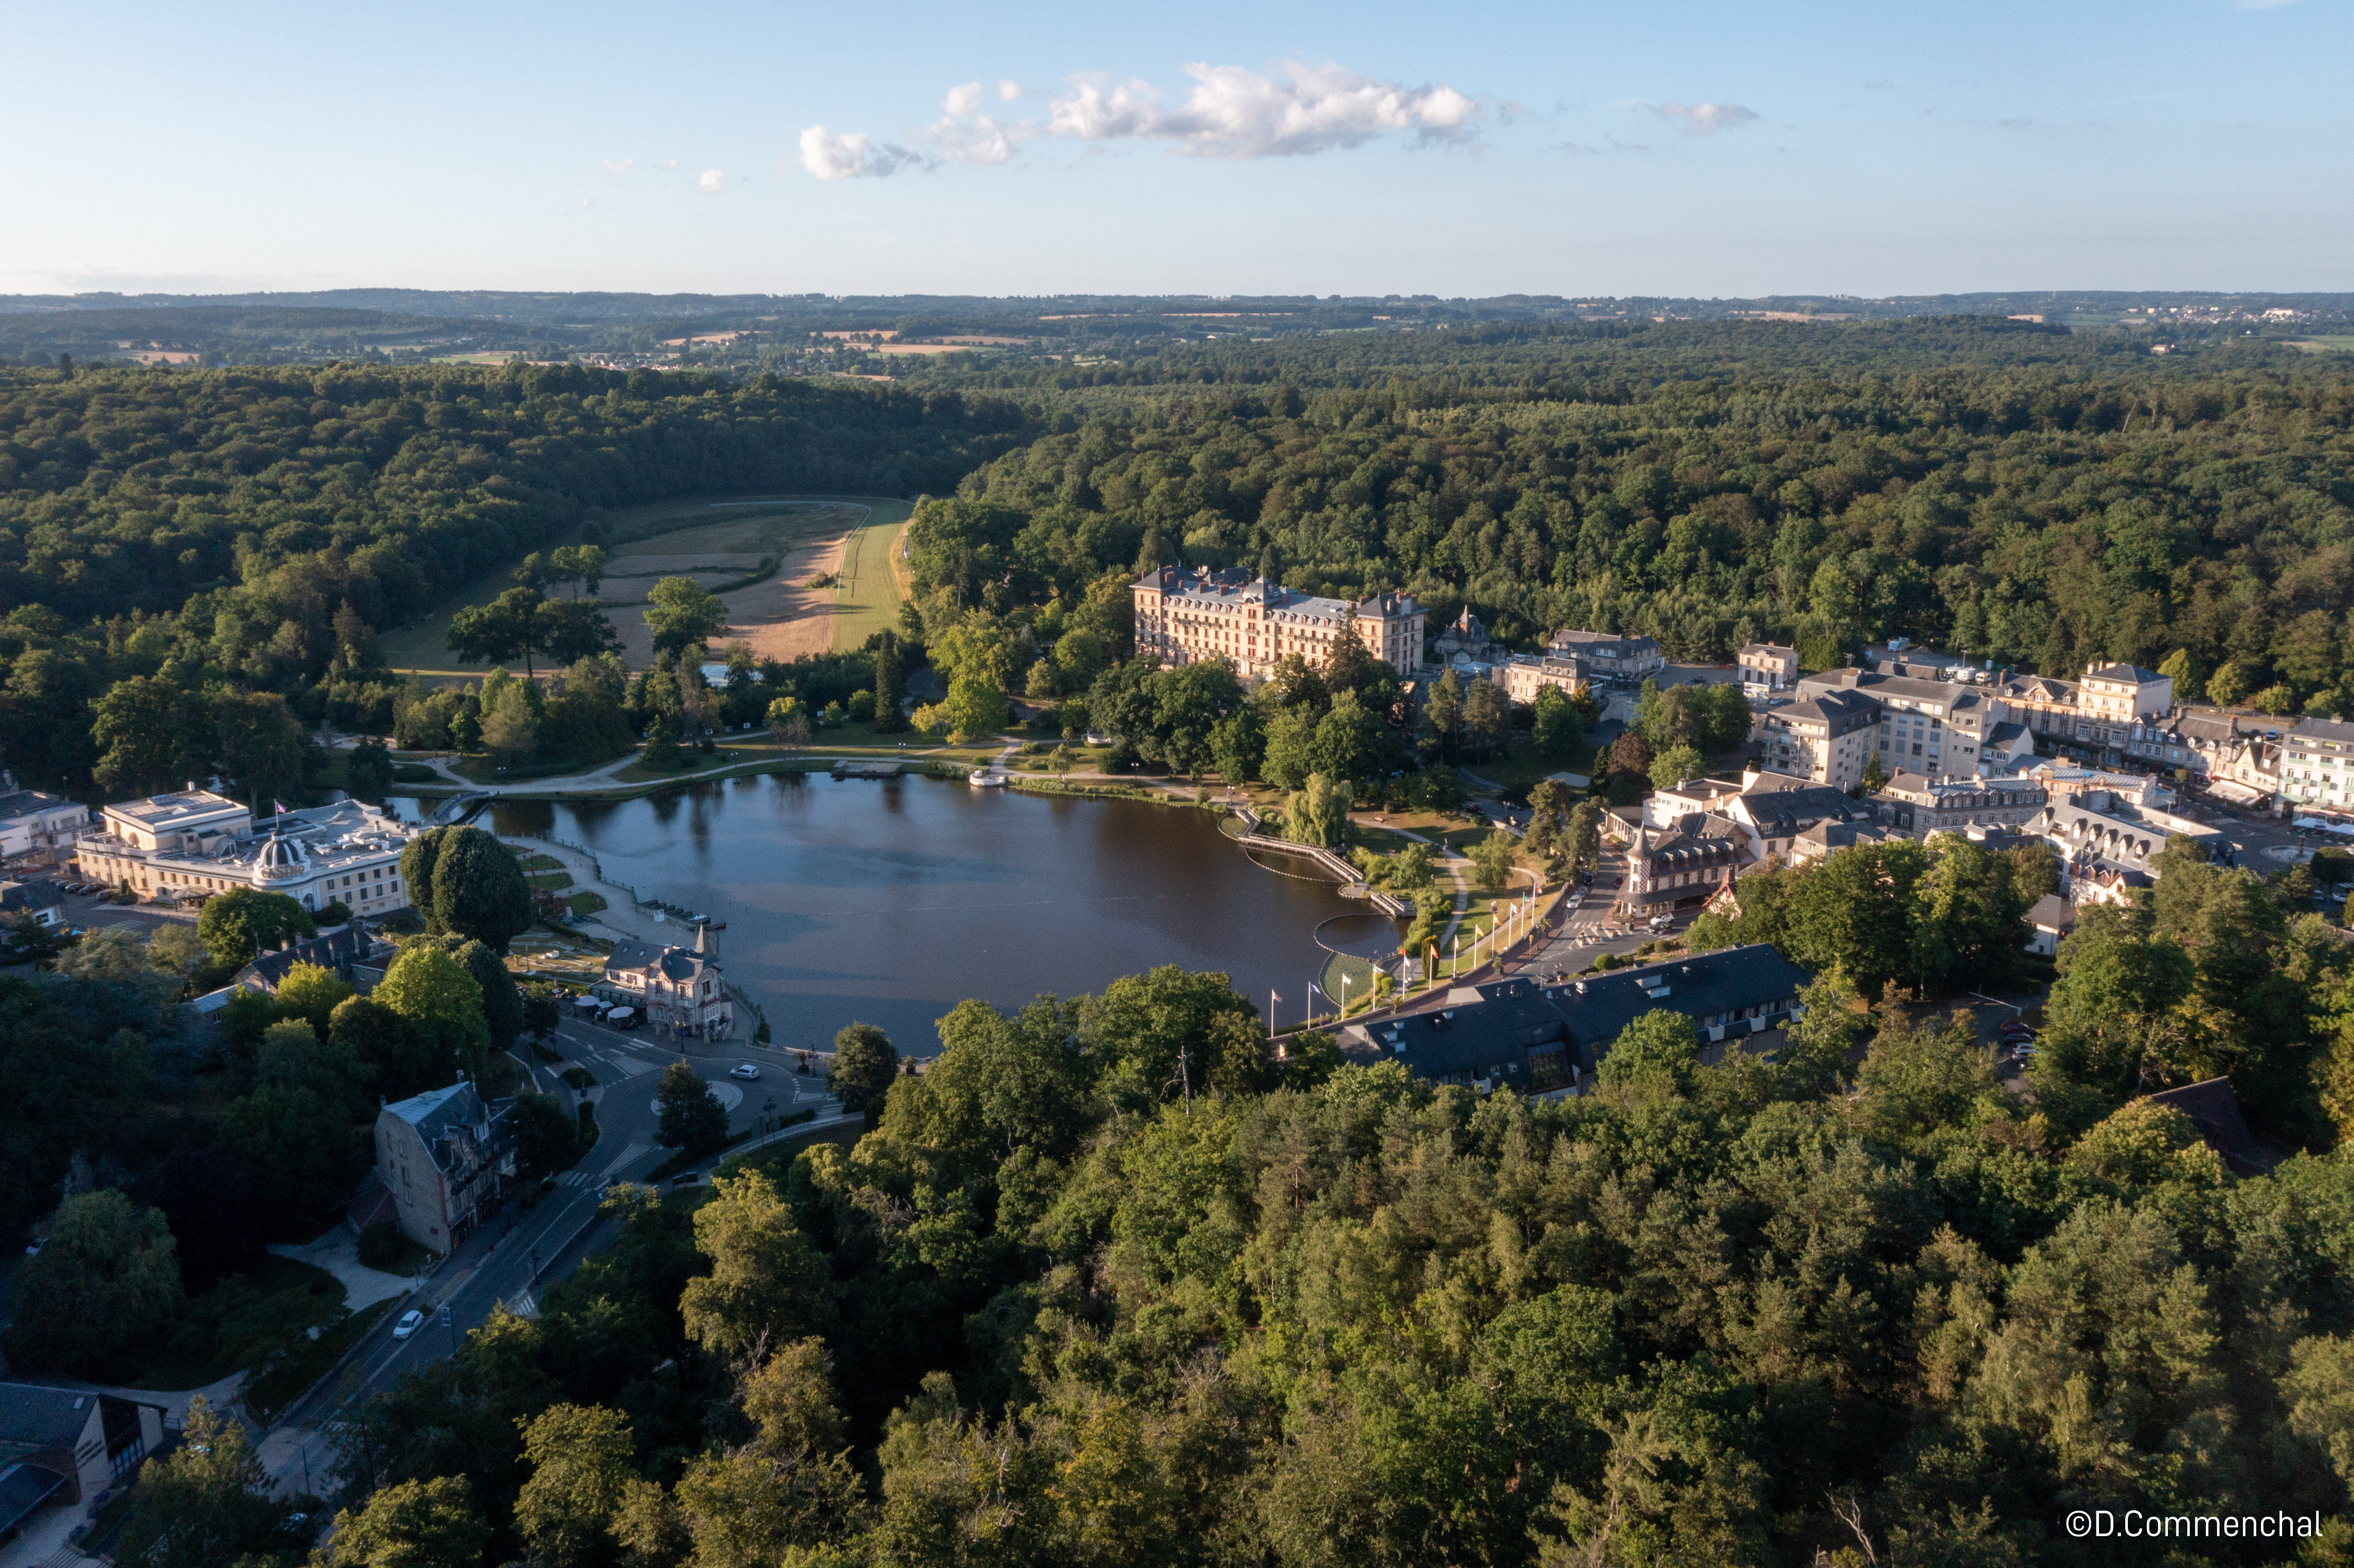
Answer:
[604, 923, 735, 1038]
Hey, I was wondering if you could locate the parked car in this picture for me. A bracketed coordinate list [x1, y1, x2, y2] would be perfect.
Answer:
[729, 1063, 760, 1080]
[392, 1308, 424, 1340]
[1647, 914, 1675, 932]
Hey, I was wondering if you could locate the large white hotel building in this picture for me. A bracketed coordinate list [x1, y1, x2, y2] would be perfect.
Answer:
[74, 789, 420, 918]
[1132, 565, 1425, 680]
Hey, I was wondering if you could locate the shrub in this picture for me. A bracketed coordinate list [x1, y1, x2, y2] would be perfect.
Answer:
[358, 1221, 412, 1270]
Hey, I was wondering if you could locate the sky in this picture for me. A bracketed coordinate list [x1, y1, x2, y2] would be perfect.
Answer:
[3, 0, 2349, 299]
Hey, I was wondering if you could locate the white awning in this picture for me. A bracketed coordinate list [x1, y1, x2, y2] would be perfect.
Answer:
[2208, 779, 2265, 806]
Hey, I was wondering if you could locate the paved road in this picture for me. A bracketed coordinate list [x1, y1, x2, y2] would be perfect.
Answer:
[1508, 845, 1681, 981]
[49, 886, 197, 936]
[259, 1016, 844, 1496]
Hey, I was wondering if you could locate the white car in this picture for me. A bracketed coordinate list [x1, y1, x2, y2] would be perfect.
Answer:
[729, 1063, 760, 1081]
[392, 1309, 424, 1341]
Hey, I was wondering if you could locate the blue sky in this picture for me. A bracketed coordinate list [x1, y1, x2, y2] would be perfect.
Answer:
[3, 0, 2348, 297]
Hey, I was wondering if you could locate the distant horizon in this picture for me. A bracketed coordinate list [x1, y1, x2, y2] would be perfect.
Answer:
[6, 286, 2352, 310]
[6, 1, 2345, 297]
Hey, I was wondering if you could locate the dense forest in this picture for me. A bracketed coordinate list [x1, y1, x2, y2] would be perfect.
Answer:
[85, 956, 2354, 1568]
[0, 363, 1026, 789]
[905, 321, 2354, 710]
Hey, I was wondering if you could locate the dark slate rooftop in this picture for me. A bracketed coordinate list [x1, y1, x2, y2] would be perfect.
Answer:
[1342, 946, 1815, 1083]
[0, 1384, 97, 1450]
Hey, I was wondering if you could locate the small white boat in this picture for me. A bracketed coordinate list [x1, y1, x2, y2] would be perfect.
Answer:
[968, 770, 1009, 788]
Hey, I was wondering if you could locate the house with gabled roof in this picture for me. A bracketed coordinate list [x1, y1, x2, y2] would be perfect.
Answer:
[604, 923, 735, 1039]
[373, 1080, 515, 1250]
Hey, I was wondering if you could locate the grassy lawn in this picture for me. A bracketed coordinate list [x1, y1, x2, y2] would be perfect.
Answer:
[829, 499, 916, 652]
[522, 853, 566, 872]
[526, 870, 573, 890]
[609, 745, 770, 784]
[1006, 742, 1115, 773]
[603, 494, 829, 548]
[564, 891, 609, 916]
[447, 753, 632, 786]
[106, 1254, 348, 1392]
[1458, 740, 1599, 793]
[244, 1297, 399, 1423]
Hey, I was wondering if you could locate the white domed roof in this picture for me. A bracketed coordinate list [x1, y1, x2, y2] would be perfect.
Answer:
[257, 832, 309, 879]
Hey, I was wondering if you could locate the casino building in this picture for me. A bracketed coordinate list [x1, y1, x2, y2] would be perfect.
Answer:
[1132, 565, 1424, 681]
[75, 790, 419, 918]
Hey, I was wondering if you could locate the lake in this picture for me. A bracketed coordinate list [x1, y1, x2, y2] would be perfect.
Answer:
[457, 775, 1389, 1055]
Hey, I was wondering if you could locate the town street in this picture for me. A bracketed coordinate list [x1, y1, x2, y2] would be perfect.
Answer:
[256, 1017, 847, 1498]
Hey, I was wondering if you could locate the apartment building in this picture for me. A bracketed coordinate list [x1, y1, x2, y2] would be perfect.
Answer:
[1133, 565, 1424, 681]
[1789, 819, 1907, 867]
[2281, 717, 2354, 811]
[2032, 789, 2224, 900]
[1997, 664, 2174, 762]
[1797, 669, 1998, 778]
[1758, 690, 1880, 789]
[2124, 710, 2280, 805]
[1871, 773, 2049, 837]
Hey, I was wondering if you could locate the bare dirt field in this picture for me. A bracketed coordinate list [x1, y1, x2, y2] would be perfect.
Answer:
[721, 521, 859, 663]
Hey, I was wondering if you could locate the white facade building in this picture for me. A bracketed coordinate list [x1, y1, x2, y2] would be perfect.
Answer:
[2283, 717, 2354, 811]
[76, 795, 419, 917]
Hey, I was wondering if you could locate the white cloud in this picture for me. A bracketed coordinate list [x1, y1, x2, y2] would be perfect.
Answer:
[1047, 61, 1483, 158]
[1656, 101, 1759, 134]
[929, 113, 1022, 165]
[807, 59, 1483, 187]
[697, 168, 725, 193]
[797, 125, 924, 180]
[600, 158, 635, 175]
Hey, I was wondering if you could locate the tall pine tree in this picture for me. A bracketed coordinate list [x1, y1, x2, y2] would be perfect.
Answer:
[870, 631, 906, 733]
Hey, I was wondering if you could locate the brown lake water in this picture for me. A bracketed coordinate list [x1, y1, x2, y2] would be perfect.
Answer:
[451, 775, 1393, 1056]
